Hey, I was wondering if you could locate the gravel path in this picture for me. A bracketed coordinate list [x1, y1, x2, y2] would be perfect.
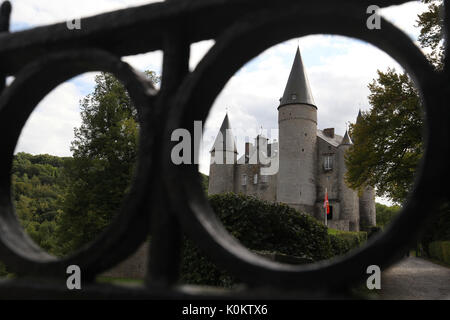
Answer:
[379, 257, 450, 300]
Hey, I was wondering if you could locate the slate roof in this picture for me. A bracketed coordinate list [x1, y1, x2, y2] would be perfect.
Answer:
[211, 114, 238, 153]
[279, 47, 316, 108]
[316, 129, 344, 147]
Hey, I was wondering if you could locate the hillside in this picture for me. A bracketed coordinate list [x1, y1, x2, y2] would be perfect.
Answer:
[11, 152, 68, 253]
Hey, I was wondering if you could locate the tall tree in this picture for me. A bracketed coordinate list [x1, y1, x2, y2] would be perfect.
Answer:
[346, 0, 444, 204]
[56, 71, 159, 256]
[346, 69, 423, 204]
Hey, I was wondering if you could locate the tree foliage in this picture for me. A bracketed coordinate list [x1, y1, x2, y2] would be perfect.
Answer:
[56, 72, 159, 256]
[346, 0, 449, 252]
[375, 202, 401, 228]
[10, 152, 68, 254]
[346, 69, 423, 203]
[416, 0, 444, 68]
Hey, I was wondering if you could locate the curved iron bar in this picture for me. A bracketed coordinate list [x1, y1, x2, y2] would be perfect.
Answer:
[0, 0, 447, 299]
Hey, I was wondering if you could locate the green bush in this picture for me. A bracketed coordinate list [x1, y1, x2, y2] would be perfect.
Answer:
[420, 204, 450, 256]
[180, 193, 366, 287]
[428, 241, 450, 265]
[328, 229, 367, 255]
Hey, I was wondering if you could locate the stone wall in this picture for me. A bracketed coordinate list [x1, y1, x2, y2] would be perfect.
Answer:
[234, 163, 277, 202]
[277, 103, 317, 210]
[328, 219, 350, 231]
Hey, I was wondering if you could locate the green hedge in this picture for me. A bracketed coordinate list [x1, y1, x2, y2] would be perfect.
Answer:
[429, 241, 450, 265]
[328, 229, 367, 255]
[180, 193, 366, 287]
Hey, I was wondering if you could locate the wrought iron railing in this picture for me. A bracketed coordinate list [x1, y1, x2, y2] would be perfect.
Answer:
[0, 0, 448, 299]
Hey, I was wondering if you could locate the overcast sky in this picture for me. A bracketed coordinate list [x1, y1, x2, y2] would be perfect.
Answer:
[10, 1, 428, 205]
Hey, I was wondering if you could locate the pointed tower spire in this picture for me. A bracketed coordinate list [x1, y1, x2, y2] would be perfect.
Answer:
[341, 130, 353, 145]
[279, 47, 316, 108]
[211, 113, 237, 153]
[356, 109, 362, 124]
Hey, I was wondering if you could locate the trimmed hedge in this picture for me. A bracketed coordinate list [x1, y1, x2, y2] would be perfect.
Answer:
[429, 241, 450, 265]
[180, 193, 366, 287]
[329, 229, 367, 255]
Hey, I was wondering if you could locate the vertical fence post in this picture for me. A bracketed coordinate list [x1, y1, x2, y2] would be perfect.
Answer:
[146, 20, 190, 287]
[0, 1, 11, 93]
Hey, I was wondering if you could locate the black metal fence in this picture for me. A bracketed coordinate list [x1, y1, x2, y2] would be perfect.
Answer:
[0, 0, 448, 299]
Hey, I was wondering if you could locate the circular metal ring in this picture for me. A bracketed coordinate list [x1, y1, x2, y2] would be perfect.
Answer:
[163, 4, 445, 290]
[0, 49, 157, 279]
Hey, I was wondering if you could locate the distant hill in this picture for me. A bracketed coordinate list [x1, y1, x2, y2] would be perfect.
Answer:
[11, 152, 69, 254]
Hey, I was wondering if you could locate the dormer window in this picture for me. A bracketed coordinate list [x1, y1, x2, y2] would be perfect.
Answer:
[291, 94, 297, 100]
[324, 155, 333, 171]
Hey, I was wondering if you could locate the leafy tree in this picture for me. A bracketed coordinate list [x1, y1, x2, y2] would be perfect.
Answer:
[346, 69, 423, 203]
[375, 203, 401, 228]
[346, 0, 449, 253]
[416, 0, 444, 69]
[9, 153, 66, 255]
[56, 72, 159, 256]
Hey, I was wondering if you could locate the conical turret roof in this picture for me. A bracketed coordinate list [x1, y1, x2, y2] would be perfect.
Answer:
[279, 47, 316, 108]
[340, 130, 353, 145]
[357, 109, 363, 123]
[211, 114, 238, 153]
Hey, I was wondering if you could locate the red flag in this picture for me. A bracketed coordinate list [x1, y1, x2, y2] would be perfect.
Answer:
[323, 188, 330, 214]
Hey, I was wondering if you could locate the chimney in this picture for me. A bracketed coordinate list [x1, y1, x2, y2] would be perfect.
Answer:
[324, 128, 335, 138]
[245, 142, 250, 164]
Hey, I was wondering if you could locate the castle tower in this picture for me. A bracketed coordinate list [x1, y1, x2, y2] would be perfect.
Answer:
[276, 47, 317, 213]
[355, 110, 377, 229]
[338, 130, 360, 231]
[208, 114, 238, 195]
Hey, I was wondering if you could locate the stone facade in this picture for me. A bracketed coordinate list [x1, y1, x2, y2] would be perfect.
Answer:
[208, 47, 376, 232]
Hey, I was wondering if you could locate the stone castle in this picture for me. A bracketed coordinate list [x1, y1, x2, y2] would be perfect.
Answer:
[208, 47, 376, 231]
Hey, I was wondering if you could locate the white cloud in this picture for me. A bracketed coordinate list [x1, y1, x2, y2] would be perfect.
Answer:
[15, 77, 86, 156]
[380, 1, 429, 40]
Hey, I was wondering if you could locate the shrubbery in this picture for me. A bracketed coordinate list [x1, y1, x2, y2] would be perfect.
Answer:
[180, 193, 367, 287]
[328, 229, 367, 255]
[428, 241, 450, 265]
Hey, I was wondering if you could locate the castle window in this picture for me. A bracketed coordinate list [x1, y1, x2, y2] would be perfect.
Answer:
[324, 155, 333, 171]
[241, 174, 247, 186]
[254, 174, 258, 184]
